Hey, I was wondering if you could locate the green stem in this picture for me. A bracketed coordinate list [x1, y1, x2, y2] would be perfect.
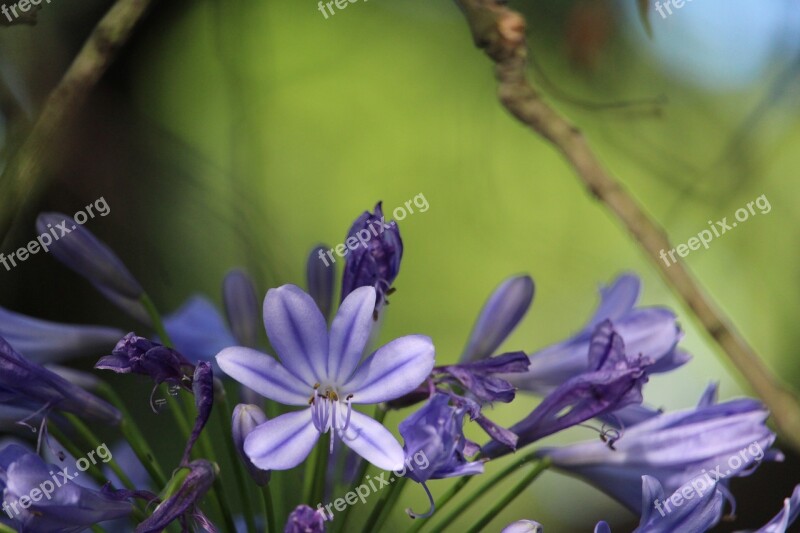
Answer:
[217, 394, 256, 533]
[262, 484, 277, 533]
[46, 423, 107, 486]
[63, 414, 135, 490]
[464, 459, 550, 533]
[140, 294, 174, 346]
[0, 524, 17, 533]
[365, 476, 408, 532]
[306, 434, 329, 506]
[407, 476, 472, 533]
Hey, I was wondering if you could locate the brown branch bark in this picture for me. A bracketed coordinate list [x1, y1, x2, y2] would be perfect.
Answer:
[453, 0, 800, 451]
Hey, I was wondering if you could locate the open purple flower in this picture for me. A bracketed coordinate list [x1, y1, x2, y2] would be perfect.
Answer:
[217, 284, 435, 471]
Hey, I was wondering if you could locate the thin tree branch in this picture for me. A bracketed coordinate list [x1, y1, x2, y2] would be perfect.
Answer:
[0, 0, 156, 245]
[452, 0, 800, 452]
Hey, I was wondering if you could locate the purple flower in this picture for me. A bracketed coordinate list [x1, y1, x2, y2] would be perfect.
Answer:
[0, 444, 132, 532]
[484, 321, 651, 457]
[217, 284, 435, 471]
[500, 520, 543, 533]
[223, 269, 261, 348]
[36, 212, 148, 323]
[0, 306, 123, 364]
[180, 362, 214, 465]
[461, 275, 534, 362]
[746, 485, 800, 533]
[232, 404, 271, 485]
[307, 246, 336, 321]
[398, 394, 483, 483]
[340, 203, 403, 315]
[635, 475, 724, 533]
[96, 333, 194, 392]
[437, 351, 530, 404]
[515, 274, 688, 395]
[163, 297, 238, 365]
[0, 335, 120, 425]
[284, 505, 325, 533]
[536, 384, 781, 513]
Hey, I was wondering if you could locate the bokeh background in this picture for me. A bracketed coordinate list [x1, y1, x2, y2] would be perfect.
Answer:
[1, 0, 799, 530]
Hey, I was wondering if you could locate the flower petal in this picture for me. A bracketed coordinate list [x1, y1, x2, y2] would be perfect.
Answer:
[263, 284, 329, 385]
[328, 287, 376, 383]
[244, 409, 320, 470]
[216, 347, 309, 405]
[343, 335, 435, 404]
[164, 296, 237, 365]
[341, 410, 404, 471]
[587, 274, 640, 329]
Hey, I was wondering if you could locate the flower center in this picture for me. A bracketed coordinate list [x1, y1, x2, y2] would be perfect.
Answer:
[309, 384, 354, 452]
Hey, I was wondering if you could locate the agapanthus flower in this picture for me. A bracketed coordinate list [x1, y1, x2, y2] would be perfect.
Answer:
[0, 444, 132, 532]
[232, 404, 271, 485]
[180, 362, 214, 465]
[307, 245, 336, 321]
[635, 475, 724, 533]
[500, 520, 544, 533]
[514, 274, 688, 395]
[535, 384, 781, 513]
[745, 485, 800, 533]
[217, 284, 435, 470]
[223, 269, 261, 348]
[36, 212, 148, 323]
[484, 321, 651, 457]
[285, 505, 325, 533]
[0, 335, 120, 426]
[163, 296, 239, 365]
[340, 202, 403, 315]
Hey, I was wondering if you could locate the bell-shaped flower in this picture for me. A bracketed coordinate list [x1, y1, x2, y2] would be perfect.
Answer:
[535, 385, 781, 513]
[232, 404, 271, 485]
[217, 284, 434, 471]
[0, 444, 132, 532]
[515, 274, 688, 395]
[36, 213, 148, 323]
[484, 321, 651, 458]
[223, 269, 261, 348]
[285, 505, 325, 533]
[634, 475, 724, 533]
[461, 275, 534, 362]
[0, 335, 120, 425]
[398, 393, 483, 483]
[307, 245, 336, 321]
[340, 203, 403, 314]
[0, 306, 123, 364]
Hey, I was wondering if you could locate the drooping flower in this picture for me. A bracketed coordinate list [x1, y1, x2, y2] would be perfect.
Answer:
[284, 505, 325, 533]
[180, 362, 214, 465]
[0, 306, 123, 364]
[232, 404, 271, 485]
[514, 274, 688, 395]
[340, 203, 403, 314]
[223, 269, 262, 348]
[745, 485, 800, 533]
[535, 384, 781, 513]
[634, 475, 724, 533]
[307, 245, 336, 321]
[217, 284, 435, 471]
[135, 460, 218, 533]
[437, 351, 530, 404]
[36, 212, 148, 323]
[0, 444, 132, 532]
[0, 335, 120, 425]
[484, 321, 651, 458]
[460, 275, 534, 362]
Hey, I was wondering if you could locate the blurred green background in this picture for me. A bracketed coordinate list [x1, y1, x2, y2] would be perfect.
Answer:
[1, 0, 799, 530]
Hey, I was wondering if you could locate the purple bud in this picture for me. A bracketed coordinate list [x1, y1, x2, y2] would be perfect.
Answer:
[284, 505, 325, 533]
[223, 269, 261, 348]
[307, 245, 335, 320]
[501, 520, 544, 533]
[232, 404, 271, 485]
[180, 362, 214, 465]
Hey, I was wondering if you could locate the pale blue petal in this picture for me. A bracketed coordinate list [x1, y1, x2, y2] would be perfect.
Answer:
[340, 410, 404, 471]
[587, 274, 641, 329]
[244, 409, 319, 470]
[342, 335, 435, 404]
[263, 285, 329, 385]
[328, 287, 375, 383]
[216, 347, 309, 405]
[500, 520, 544, 533]
[164, 296, 237, 365]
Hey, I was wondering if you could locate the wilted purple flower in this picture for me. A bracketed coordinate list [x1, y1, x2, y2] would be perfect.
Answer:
[135, 460, 217, 533]
[0, 444, 132, 532]
[0, 306, 123, 364]
[223, 269, 261, 348]
[399, 394, 483, 484]
[515, 274, 688, 395]
[307, 245, 335, 321]
[484, 321, 651, 458]
[500, 520, 543, 533]
[217, 285, 435, 471]
[36, 212, 148, 323]
[232, 404, 271, 485]
[0, 335, 120, 425]
[340, 203, 403, 315]
[284, 505, 325, 533]
[461, 275, 534, 362]
[163, 297, 238, 366]
[536, 385, 781, 513]
[180, 362, 214, 466]
[437, 351, 530, 404]
[96, 333, 193, 392]
[635, 475, 724, 533]
[746, 485, 800, 533]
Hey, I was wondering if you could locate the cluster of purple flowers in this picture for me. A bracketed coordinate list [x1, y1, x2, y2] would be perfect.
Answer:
[0, 203, 796, 532]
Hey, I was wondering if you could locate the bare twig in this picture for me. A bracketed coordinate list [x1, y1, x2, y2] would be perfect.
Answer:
[452, 0, 800, 451]
[0, 0, 156, 245]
